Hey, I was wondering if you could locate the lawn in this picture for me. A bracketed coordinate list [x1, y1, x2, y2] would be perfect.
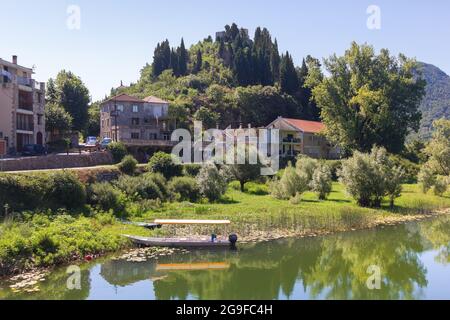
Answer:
[136, 182, 450, 238]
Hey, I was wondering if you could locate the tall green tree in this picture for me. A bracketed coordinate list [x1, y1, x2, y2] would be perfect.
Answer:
[312, 42, 425, 153]
[279, 52, 299, 95]
[177, 38, 188, 76]
[45, 103, 73, 136]
[48, 71, 90, 132]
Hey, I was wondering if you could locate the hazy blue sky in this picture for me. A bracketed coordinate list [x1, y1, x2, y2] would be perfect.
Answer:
[2, 0, 449, 100]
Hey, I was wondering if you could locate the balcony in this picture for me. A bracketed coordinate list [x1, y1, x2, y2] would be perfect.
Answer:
[17, 76, 32, 87]
[282, 138, 301, 144]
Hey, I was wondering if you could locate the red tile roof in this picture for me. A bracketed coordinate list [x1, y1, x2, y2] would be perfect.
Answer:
[283, 118, 326, 134]
[104, 94, 145, 104]
[143, 96, 169, 104]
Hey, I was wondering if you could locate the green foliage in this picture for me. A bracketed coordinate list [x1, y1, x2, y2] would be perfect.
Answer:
[47, 70, 91, 132]
[107, 142, 128, 163]
[389, 155, 420, 184]
[85, 102, 100, 137]
[88, 182, 126, 215]
[323, 160, 342, 181]
[197, 164, 227, 202]
[45, 103, 73, 135]
[114, 175, 163, 201]
[433, 176, 449, 196]
[310, 165, 333, 200]
[295, 156, 319, 183]
[169, 177, 201, 202]
[46, 172, 87, 210]
[227, 163, 262, 192]
[117, 155, 138, 175]
[194, 107, 220, 128]
[143, 173, 170, 200]
[0, 174, 48, 213]
[183, 164, 202, 177]
[280, 52, 299, 95]
[312, 42, 426, 154]
[418, 164, 437, 194]
[271, 162, 309, 200]
[148, 152, 182, 179]
[339, 147, 404, 207]
[424, 119, 450, 176]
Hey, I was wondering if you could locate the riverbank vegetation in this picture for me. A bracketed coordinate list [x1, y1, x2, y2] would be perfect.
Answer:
[1, 148, 449, 277]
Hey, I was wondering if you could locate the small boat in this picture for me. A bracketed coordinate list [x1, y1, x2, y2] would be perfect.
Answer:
[124, 235, 232, 248]
[124, 219, 238, 249]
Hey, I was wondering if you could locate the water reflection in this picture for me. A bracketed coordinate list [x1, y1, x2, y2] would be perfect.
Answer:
[1, 216, 450, 300]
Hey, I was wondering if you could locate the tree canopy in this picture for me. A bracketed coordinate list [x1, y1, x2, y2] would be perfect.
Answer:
[312, 42, 426, 154]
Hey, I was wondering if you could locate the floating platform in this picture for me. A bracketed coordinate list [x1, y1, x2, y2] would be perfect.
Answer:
[124, 235, 233, 248]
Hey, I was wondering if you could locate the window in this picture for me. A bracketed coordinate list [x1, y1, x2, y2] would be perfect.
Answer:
[131, 118, 140, 125]
[133, 105, 139, 113]
[131, 132, 140, 139]
[37, 114, 43, 125]
[117, 105, 124, 112]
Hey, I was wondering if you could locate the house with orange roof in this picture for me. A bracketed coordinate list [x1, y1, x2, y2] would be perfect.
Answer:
[100, 94, 175, 151]
[266, 117, 340, 159]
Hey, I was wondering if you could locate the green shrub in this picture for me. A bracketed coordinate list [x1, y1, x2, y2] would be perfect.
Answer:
[115, 175, 163, 201]
[296, 155, 319, 183]
[142, 173, 169, 200]
[418, 164, 437, 194]
[0, 174, 49, 212]
[88, 182, 126, 215]
[169, 176, 201, 202]
[117, 155, 138, 175]
[107, 142, 127, 163]
[433, 176, 449, 196]
[339, 147, 403, 208]
[389, 155, 420, 183]
[324, 160, 342, 181]
[148, 152, 182, 179]
[310, 164, 332, 200]
[197, 164, 227, 202]
[183, 164, 202, 177]
[46, 172, 86, 210]
[272, 162, 309, 200]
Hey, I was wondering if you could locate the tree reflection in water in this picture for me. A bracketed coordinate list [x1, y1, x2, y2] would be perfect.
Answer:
[1, 216, 449, 300]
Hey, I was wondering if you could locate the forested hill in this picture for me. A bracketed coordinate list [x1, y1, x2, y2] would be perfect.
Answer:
[112, 23, 449, 137]
[113, 23, 321, 129]
[416, 62, 450, 139]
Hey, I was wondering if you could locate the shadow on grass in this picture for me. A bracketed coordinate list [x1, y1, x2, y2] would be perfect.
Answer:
[216, 197, 240, 205]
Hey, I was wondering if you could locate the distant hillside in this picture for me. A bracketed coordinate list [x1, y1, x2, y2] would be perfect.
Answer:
[416, 62, 450, 139]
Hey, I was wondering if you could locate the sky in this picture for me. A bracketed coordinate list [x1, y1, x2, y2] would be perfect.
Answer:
[2, 0, 450, 101]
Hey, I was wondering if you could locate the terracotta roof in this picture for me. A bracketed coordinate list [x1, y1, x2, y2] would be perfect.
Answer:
[143, 96, 169, 104]
[283, 118, 326, 134]
[103, 94, 145, 104]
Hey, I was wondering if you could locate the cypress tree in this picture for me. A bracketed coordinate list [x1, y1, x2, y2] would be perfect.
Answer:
[177, 38, 188, 76]
[280, 52, 299, 95]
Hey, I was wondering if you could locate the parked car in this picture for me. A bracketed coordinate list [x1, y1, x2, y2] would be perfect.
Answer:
[86, 136, 98, 147]
[100, 138, 113, 149]
[21, 144, 48, 157]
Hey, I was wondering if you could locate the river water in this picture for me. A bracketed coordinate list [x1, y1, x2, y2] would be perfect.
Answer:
[1, 216, 449, 300]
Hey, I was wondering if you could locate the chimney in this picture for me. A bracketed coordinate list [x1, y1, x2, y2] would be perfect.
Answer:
[12, 55, 17, 64]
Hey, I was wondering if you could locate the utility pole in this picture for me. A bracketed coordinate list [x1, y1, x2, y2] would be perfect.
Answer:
[112, 95, 119, 142]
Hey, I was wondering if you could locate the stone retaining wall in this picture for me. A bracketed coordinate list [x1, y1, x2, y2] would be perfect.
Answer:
[0, 152, 113, 172]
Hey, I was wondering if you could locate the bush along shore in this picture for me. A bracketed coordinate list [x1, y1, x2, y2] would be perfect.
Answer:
[0, 149, 449, 278]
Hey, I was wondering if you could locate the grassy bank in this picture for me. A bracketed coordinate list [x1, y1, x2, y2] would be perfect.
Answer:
[135, 182, 450, 240]
[0, 182, 449, 277]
